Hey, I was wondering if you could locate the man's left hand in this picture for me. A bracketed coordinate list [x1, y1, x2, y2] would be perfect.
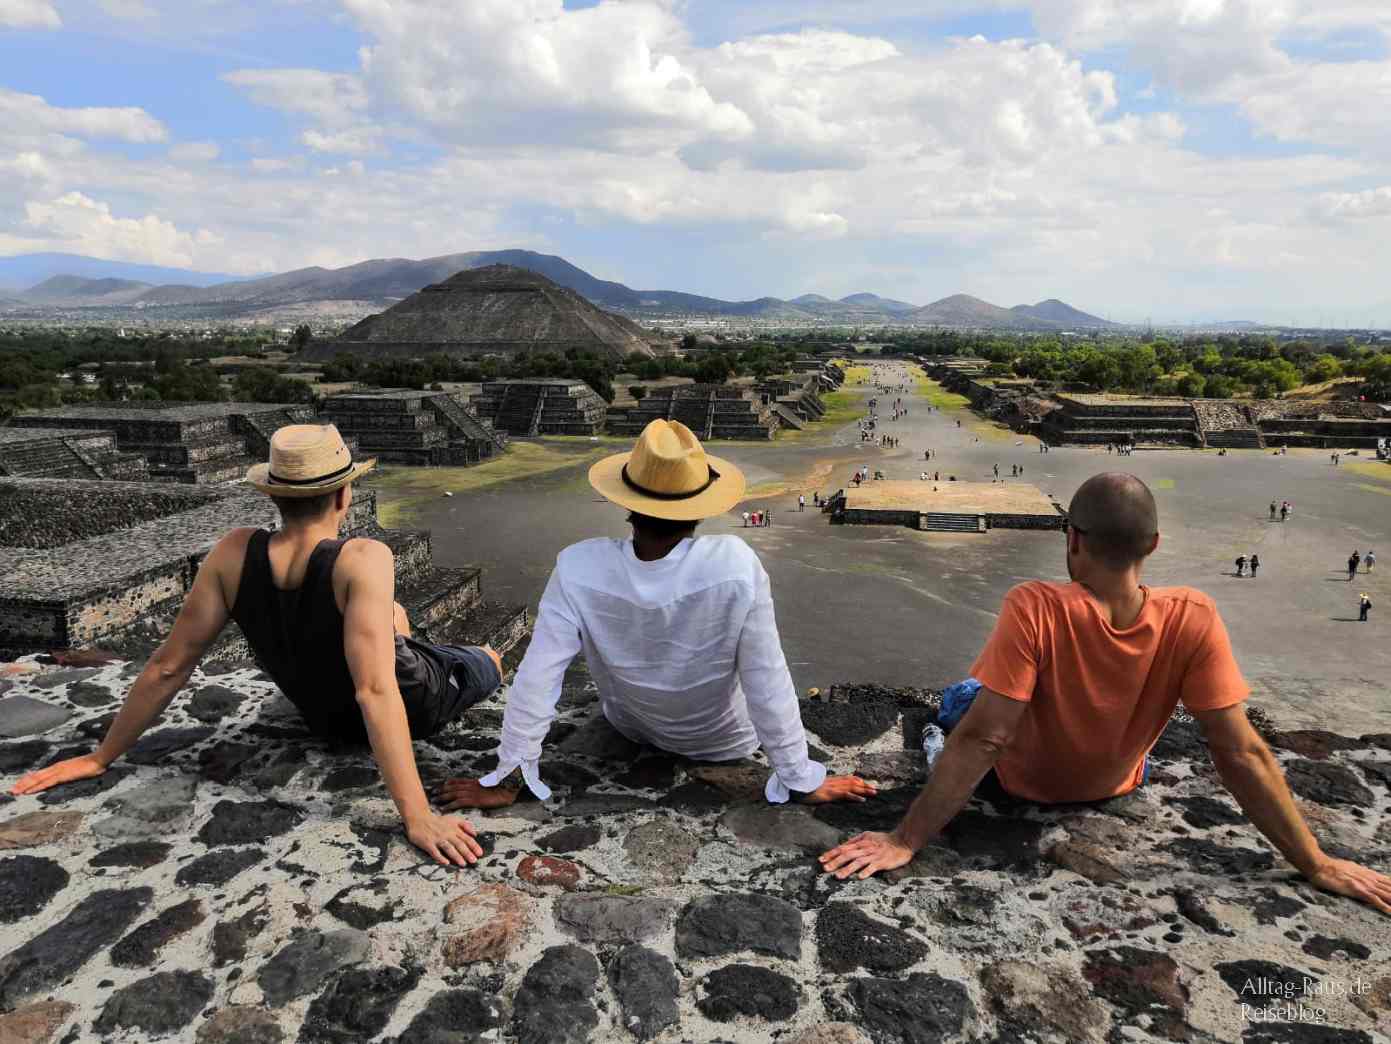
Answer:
[435, 777, 520, 812]
[1306, 857, 1391, 915]
[798, 774, 878, 804]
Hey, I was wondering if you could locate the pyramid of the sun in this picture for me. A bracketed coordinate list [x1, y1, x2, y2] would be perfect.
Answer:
[307, 264, 656, 363]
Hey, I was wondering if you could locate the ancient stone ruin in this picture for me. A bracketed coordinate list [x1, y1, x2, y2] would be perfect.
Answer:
[470, 379, 608, 437]
[321, 389, 507, 466]
[0, 427, 149, 482]
[607, 384, 779, 440]
[307, 264, 658, 363]
[0, 477, 527, 661]
[12, 403, 325, 484]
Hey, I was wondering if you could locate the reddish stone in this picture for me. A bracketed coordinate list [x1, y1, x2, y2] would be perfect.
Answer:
[517, 854, 581, 891]
[0, 1000, 74, 1043]
[0, 663, 41, 679]
[49, 649, 122, 668]
[0, 811, 83, 850]
[442, 884, 530, 966]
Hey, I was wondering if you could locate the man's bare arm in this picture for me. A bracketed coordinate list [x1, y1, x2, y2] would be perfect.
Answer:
[340, 540, 482, 868]
[11, 531, 239, 795]
[1197, 704, 1391, 914]
[820, 688, 1026, 879]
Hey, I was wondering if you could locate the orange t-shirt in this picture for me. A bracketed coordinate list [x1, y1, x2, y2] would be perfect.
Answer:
[970, 581, 1249, 803]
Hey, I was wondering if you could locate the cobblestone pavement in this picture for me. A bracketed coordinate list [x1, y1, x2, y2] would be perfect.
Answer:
[1, 655, 1388, 1042]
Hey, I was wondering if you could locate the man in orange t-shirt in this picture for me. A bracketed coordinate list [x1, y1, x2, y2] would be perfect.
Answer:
[821, 473, 1391, 915]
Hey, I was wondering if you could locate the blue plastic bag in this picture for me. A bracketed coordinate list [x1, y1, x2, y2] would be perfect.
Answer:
[938, 677, 982, 731]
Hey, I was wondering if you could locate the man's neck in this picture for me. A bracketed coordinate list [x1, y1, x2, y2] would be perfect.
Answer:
[276, 518, 341, 548]
[632, 533, 689, 562]
[1075, 568, 1147, 628]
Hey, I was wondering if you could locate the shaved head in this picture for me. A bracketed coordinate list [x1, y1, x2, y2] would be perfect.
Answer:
[1067, 473, 1159, 570]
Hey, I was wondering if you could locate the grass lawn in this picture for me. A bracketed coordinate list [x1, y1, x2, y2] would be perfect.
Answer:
[1343, 460, 1391, 485]
[370, 441, 611, 526]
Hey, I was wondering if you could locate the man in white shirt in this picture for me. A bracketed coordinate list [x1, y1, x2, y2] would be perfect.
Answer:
[436, 419, 876, 810]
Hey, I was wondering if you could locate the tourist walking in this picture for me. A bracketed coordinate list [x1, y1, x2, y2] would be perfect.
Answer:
[1359, 593, 1373, 622]
[1280, 501, 1290, 522]
[1235, 555, 1247, 578]
[1249, 553, 1260, 578]
[742, 511, 750, 527]
[11, 424, 503, 869]
[1348, 551, 1361, 581]
[1269, 500, 1277, 521]
[818, 473, 1391, 915]
[798, 494, 805, 512]
[436, 418, 875, 811]
[1367, 550, 1376, 573]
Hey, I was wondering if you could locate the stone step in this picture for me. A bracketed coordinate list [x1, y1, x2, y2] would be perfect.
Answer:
[920, 513, 986, 533]
[379, 529, 433, 586]
[397, 566, 484, 631]
[426, 600, 530, 655]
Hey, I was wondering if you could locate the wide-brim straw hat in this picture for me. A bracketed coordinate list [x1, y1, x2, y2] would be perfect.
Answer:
[589, 419, 746, 521]
[246, 423, 376, 498]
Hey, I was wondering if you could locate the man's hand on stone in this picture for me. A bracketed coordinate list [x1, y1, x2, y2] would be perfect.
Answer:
[435, 777, 520, 812]
[1306, 857, 1391, 915]
[819, 830, 916, 880]
[9, 753, 107, 796]
[798, 774, 878, 804]
[405, 811, 484, 867]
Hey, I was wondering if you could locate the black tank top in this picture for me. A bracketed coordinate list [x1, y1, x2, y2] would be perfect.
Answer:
[230, 530, 445, 740]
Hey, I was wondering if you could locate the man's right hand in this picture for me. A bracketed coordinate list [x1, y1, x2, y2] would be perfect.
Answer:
[10, 753, 108, 796]
[435, 777, 520, 812]
[798, 774, 878, 804]
[405, 812, 485, 867]
[1306, 857, 1391, 915]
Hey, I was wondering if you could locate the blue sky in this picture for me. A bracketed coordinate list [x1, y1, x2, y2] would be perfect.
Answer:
[3, 0, 1390, 323]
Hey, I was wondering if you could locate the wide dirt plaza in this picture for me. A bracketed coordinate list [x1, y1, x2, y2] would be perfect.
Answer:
[0, 359, 1386, 1043]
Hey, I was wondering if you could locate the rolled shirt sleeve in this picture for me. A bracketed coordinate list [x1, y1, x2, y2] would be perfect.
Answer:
[479, 565, 583, 800]
[735, 560, 828, 803]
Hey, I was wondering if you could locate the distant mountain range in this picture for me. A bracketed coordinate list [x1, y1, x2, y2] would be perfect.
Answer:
[0, 248, 1117, 329]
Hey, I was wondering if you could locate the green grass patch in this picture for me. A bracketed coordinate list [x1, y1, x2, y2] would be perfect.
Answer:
[1356, 483, 1391, 497]
[1344, 461, 1391, 484]
[1153, 478, 1176, 490]
[371, 441, 610, 526]
[915, 378, 970, 411]
[775, 389, 865, 441]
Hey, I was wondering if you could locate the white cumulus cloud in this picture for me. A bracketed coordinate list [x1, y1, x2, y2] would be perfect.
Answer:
[0, 0, 60, 28]
[0, 87, 167, 143]
[22, 192, 213, 267]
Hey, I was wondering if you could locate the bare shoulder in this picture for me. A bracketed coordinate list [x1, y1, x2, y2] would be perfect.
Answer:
[338, 536, 394, 575]
[208, 527, 258, 566]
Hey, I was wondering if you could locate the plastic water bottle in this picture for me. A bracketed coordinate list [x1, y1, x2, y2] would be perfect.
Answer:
[921, 723, 945, 770]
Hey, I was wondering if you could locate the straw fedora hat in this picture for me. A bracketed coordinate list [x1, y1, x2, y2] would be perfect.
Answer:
[246, 424, 376, 498]
[588, 419, 745, 521]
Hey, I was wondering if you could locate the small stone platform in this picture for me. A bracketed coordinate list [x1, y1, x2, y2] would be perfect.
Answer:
[11, 403, 322, 484]
[0, 667, 1385, 1042]
[470, 380, 607, 437]
[607, 385, 778, 441]
[835, 481, 1065, 532]
[0, 477, 527, 660]
[0, 427, 149, 482]
[322, 389, 506, 467]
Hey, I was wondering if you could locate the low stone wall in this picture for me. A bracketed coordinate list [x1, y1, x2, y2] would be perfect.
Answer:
[986, 512, 1067, 530]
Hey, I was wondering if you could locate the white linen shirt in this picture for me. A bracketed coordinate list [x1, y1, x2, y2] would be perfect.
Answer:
[479, 535, 827, 803]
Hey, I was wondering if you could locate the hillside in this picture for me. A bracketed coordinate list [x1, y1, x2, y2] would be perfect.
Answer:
[0, 248, 1115, 329]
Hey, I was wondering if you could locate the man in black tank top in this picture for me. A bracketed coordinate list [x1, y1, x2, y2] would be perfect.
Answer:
[12, 426, 500, 869]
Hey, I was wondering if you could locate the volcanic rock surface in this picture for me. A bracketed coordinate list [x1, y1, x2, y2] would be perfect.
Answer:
[0, 656, 1386, 1041]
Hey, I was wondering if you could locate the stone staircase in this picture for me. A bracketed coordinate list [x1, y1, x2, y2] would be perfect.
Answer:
[0, 436, 96, 479]
[769, 403, 805, 430]
[1204, 428, 1264, 450]
[471, 380, 606, 437]
[919, 513, 986, 533]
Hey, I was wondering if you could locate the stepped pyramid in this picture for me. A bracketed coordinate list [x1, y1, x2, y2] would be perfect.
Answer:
[308, 264, 657, 363]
